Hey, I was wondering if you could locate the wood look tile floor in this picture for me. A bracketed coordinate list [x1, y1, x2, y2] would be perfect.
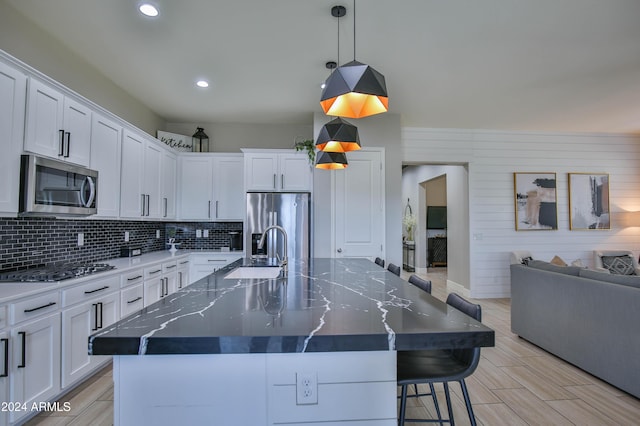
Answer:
[24, 267, 640, 425]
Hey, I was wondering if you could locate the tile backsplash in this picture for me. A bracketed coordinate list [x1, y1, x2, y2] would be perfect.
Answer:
[0, 217, 242, 272]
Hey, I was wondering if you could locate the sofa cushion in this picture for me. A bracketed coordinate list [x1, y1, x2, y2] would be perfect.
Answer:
[601, 255, 636, 275]
[579, 268, 640, 288]
[526, 260, 582, 276]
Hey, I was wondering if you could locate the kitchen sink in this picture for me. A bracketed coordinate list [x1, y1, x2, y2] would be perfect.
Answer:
[224, 267, 282, 280]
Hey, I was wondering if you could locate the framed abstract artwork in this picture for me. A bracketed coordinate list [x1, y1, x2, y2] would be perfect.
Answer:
[569, 173, 610, 230]
[514, 172, 558, 230]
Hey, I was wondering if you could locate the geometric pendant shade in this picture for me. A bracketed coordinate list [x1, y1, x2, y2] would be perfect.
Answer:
[315, 117, 361, 153]
[315, 151, 349, 169]
[320, 60, 388, 119]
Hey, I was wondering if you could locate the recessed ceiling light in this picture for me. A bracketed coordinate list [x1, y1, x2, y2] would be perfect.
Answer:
[196, 80, 209, 88]
[139, 3, 159, 17]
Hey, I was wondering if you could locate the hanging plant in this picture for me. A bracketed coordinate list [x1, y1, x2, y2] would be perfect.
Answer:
[294, 139, 316, 165]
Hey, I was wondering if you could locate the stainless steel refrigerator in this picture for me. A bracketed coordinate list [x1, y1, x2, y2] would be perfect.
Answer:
[246, 192, 311, 260]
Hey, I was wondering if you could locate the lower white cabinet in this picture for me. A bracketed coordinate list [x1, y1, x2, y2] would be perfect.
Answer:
[144, 261, 178, 307]
[0, 329, 8, 426]
[177, 259, 190, 291]
[9, 312, 61, 425]
[121, 284, 144, 319]
[190, 254, 242, 283]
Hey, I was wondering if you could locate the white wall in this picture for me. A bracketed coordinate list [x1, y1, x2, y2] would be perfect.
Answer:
[165, 122, 313, 152]
[403, 128, 640, 298]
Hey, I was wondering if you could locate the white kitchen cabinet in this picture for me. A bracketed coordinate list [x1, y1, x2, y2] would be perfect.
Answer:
[161, 150, 177, 219]
[243, 149, 311, 192]
[177, 259, 190, 291]
[143, 261, 178, 307]
[9, 311, 61, 425]
[90, 113, 122, 218]
[178, 154, 244, 221]
[0, 329, 7, 426]
[24, 77, 91, 166]
[120, 129, 169, 219]
[120, 284, 144, 319]
[190, 253, 242, 283]
[61, 276, 119, 389]
[0, 60, 26, 215]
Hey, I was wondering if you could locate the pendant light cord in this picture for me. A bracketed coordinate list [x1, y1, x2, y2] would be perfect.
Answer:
[353, 0, 356, 61]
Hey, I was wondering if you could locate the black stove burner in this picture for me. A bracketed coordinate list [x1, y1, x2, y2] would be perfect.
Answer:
[0, 263, 116, 283]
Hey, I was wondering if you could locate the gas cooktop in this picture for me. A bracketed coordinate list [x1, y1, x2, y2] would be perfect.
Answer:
[0, 263, 115, 283]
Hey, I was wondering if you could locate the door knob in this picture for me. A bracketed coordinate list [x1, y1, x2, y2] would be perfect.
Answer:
[337, 248, 342, 253]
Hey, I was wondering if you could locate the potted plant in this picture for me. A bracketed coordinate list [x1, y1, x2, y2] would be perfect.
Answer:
[294, 139, 316, 165]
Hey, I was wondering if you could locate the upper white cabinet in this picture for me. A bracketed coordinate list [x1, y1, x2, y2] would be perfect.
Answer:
[120, 130, 171, 219]
[24, 77, 91, 166]
[178, 153, 244, 221]
[0, 60, 27, 214]
[161, 150, 177, 219]
[243, 150, 311, 192]
[90, 113, 122, 218]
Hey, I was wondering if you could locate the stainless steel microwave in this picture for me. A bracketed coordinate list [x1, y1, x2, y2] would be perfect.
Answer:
[19, 155, 98, 216]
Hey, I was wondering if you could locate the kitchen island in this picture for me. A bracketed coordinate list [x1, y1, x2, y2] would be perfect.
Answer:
[90, 258, 494, 425]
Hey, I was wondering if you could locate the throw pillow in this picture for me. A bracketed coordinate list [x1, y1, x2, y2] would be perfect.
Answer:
[601, 255, 636, 275]
[550, 255, 567, 266]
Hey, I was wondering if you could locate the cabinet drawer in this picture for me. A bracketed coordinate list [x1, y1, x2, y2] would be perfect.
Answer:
[144, 263, 164, 279]
[62, 275, 119, 307]
[121, 268, 144, 288]
[162, 260, 178, 273]
[177, 258, 190, 269]
[121, 284, 144, 318]
[10, 290, 60, 325]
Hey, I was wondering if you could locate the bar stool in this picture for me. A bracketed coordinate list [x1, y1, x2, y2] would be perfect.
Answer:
[408, 274, 432, 294]
[387, 263, 401, 276]
[375, 257, 385, 268]
[397, 293, 482, 425]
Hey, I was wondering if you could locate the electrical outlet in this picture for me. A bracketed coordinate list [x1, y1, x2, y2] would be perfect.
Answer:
[156, 230, 161, 239]
[196, 230, 202, 238]
[296, 372, 318, 405]
[77, 233, 84, 246]
[124, 231, 130, 242]
[203, 229, 209, 237]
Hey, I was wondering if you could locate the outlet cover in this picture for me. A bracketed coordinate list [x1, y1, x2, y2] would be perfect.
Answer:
[77, 233, 84, 246]
[124, 231, 130, 242]
[196, 230, 202, 238]
[296, 372, 318, 405]
[203, 229, 209, 237]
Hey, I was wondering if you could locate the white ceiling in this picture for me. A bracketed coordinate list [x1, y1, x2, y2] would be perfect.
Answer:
[6, 0, 640, 133]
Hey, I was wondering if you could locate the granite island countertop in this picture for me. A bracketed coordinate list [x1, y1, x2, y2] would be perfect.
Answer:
[89, 258, 494, 355]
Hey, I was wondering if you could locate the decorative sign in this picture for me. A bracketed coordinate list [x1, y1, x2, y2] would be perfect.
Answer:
[157, 131, 193, 152]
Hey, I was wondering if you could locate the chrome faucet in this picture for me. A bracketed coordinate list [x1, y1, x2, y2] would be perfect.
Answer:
[258, 225, 288, 273]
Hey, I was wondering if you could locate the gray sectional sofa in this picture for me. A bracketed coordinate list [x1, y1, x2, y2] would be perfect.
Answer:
[510, 260, 640, 398]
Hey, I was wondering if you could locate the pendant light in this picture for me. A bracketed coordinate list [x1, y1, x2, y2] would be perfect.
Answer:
[320, 1, 388, 119]
[316, 117, 360, 153]
[315, 151, 348, 170]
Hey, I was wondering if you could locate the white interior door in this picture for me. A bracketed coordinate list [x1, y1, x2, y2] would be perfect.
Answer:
[334, 150, 384, 259]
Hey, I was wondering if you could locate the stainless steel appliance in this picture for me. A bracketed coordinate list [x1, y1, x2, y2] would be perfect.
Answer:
[20, 154, 98, 216]
[229, 231, 243, 251]
[0, 263, 115, 282]
[246, 192, 310, 260]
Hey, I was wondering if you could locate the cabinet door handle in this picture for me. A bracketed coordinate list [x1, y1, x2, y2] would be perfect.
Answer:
[164, 197, 168, 218]
[216, 200, 219, 218]
[58, 130, 65, 156]
[141, 194, 145, 216]
[149, 269, 162, 275]
[273, 174, 276, 189]
[208, 201, 211, 218]
[64, 131, 71, 158]
[281, 174, 284, 189]
[18, 331, 26, 368]
[23, 301, 56, 313]
[127, 275, 143, 281]
[178, 271, 183, 289]
[84, 285, 109, 295]
[179, 261, 189, 265]
[127, 296, 142, 304]
[146, 194, 150, 216]
[1, 338, 8, 377]
[97, 302, 103, 329]
[92, 303, 99, 331]
[165, 264, 177, 269]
